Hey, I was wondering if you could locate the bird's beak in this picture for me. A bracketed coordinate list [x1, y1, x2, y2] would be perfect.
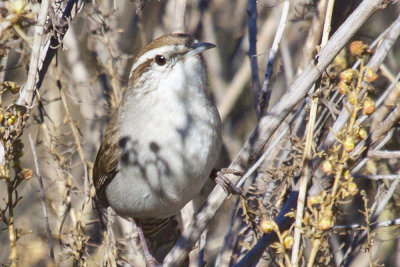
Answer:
[185, 42, 216, 58]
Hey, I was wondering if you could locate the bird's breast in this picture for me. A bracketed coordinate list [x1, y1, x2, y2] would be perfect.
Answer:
[106, 87, 221, 219]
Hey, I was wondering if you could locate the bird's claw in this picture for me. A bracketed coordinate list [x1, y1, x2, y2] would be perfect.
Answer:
[211, 168, 244, 196]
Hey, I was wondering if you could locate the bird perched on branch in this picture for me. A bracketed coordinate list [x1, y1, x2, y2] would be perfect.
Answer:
[93, 33, 222, 266]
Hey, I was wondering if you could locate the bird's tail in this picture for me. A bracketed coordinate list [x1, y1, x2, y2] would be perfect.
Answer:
[141, 216, 183, 263]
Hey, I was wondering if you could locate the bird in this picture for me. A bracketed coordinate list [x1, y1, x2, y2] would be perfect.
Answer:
[93, 33, 222, 266]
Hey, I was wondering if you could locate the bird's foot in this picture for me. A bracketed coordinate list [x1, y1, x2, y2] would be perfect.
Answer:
[210, 168, 244, 196]
[134, 219, 162, 267]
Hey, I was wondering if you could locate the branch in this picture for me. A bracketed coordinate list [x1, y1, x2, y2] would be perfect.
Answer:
[248, 0, 261, 114]
[334, 218, 400, 231]
[367, 150, 400, 159]
[17, 0, 85, 106]
[257, 0, 290, 113]
[354, 174, 400, 180]
[16, 0, 49, 106]
[28, 134, 55, 263]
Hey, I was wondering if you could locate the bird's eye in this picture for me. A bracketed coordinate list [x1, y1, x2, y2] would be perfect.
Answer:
[155, 55, 166, 66]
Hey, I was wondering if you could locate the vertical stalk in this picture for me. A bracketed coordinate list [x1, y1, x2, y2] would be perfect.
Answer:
[7, 179, 17, 267]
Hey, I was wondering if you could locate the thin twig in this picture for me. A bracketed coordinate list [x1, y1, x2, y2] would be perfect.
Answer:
[354, 174, 400, 180]
[334, 218, 400, 231]
[367, 150, 400, 159]
[291, 97, 317, 267]
[28, 134, 55, 263]
[59, 85, 89, 204]
[258, 0, 290, 113]
[248, 0, 261, 115]
[218, 12, 278, 121]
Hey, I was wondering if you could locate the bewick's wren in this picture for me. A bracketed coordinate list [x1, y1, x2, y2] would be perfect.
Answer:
[93, 33, 221, 265]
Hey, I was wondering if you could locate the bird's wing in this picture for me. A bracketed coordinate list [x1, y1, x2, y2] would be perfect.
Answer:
[93, 122, 120, 207]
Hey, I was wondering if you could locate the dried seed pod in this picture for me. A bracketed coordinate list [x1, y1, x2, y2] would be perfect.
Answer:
[364, 68, 378, 83]
[349, 41, 364, 57]
[260, 220, 276, 233]
[358, 127, 368, 140]
[7, 115, 17, 126]
[347, 182, 358, 195]
[284, 235, 294, 250]
[343, 136, 355, 152]
[343, 170, 352, 181]
[362, 98, 375, 115]
[321, 160, 333, 174]
[3, 81, 20, 94]
[338, 80, 350, 94]
[349, 41, 370, 57]
[339, 69, 356, 84]
[319, 216, 333, 230]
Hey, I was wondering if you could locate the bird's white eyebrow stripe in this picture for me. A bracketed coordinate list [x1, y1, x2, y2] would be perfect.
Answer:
[129, 45, 186, 78]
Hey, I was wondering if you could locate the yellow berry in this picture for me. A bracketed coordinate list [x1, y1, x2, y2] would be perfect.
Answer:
[343, 136, 355, 152]
[363, 98, 375, 115]
[338, 80, 350, 94]
[7, 115, 17, 126]
[364, 68, 378, 83]
[339, 69, 355, 84]
[343, 170, 352, 181]
[321, 160, 333, 174]
[358, 128, 368, 140]
[319, 217, 333, 230]
[284, 235, 294, 250]
[3, 81, 20, 94]
[260, 220, 276, 234]
[347, 182, 358, 195]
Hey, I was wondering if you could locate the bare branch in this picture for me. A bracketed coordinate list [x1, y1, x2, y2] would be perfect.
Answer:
[258, 0, 290, 113]
[28, 134, 55, 263]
